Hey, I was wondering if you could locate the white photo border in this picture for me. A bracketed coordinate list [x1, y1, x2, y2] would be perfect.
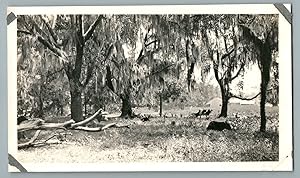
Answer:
[7, 4, 293, 172]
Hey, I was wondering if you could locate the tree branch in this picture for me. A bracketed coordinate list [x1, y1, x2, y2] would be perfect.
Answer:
[37, 36, 64, 59]
[17, 30, 32, 35]
[77, 15, 84, 43]
[229, 62, 245, 82]
[18, 130, 41, 149]
[136, 28, 152, 64]
[84, 15, 103, 42]
[39, 15, 58, 45]
[221, 48, 235, 60]
[230, 92, 261, 101]
[238, 24, 263, 48]
[230, 89, 272, 101]
[145, 63, 175, 78]
[70, 109, 103, 128]
[136, 49, 144, 64]
[145, 40, 158, 47]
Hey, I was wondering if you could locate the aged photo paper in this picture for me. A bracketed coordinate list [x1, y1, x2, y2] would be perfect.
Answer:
[7, 4, 292, 172]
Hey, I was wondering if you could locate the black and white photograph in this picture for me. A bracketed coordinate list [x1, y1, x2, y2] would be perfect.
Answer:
[7, 4, 292, 172]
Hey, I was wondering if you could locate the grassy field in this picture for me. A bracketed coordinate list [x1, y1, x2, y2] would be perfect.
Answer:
[17, 104, 279, 163]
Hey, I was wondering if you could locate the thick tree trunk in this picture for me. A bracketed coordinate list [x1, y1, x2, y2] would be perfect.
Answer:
[219, 95, 229, 117]
[67, 39, 85, 122]
[120, 88, 133, 118]
[219, 84, 229, 117]
[260, 81, 267, 132]
[70, 80, 83, 122]
[259, 44, 272, 132]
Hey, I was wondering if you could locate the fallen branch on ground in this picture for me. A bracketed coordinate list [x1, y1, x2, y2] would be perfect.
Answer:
[18, 131, 72, 149]
[18, 130, 41, 149]
[18, 120, 74, 132]
[70, 109, 103, 128]
[73, 123, 130, 132]
[17, 109, 128, 149]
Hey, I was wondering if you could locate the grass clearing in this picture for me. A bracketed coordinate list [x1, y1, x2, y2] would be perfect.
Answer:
[17, 105, 279, 163]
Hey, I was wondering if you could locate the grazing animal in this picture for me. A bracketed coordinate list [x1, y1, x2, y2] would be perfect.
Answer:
[206, 121, 232, 131]
[141, 114, 150, 122]
[194, 109, 202, 117]
[203, 109, 213, 116]
[17, 116, 28, 125]
[201, 109, 207, 116]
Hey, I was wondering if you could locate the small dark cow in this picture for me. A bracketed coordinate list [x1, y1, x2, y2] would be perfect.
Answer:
[202, 109, 213, 117]
[17, 116, 28, 125]
[141, 115, 150, 122]
[206, 121, 232, 131]
[194, 110, 202, 117]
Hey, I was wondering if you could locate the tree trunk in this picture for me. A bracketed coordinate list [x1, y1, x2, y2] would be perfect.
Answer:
[259, 44, 272, 132]
[120, 88, 133, 118]
[70, 80, 83, 122]
[68, 39, 84, 122]
[159, 92, 163, 117]
[84, 95, 87, 117]
[187, 62, 195, 92]
[260, 80, 267, 132]
[37, 91, 44, 118]
[219, 96, 229, 117]
[219, 84, 229, 117]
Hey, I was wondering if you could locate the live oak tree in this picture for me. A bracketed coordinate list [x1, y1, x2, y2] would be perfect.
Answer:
[238, 15, 278, 132]
[200, 15, 251, 117]
[18, 15, 103, 122]
[98, 15, 184, 117]
[88, 15, 149, 117]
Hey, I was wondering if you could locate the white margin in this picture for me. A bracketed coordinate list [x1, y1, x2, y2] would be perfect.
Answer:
[7, 4, 293, 172]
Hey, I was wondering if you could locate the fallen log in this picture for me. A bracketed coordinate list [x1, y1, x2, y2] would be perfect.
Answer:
[18, 130, 41, 149]
[70, 109, 103, 128]
[18, 131, 72, 149]
[73, 123, 130, 132]
[18, 120, 75, 132]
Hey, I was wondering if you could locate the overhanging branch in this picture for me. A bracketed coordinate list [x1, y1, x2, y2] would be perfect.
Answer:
[84, 15, 103, 42]
[230, 92, 261, 101]
[229, 62, 245, 82]
[230, 89, 272, 101]
[39, 15, 58, 45]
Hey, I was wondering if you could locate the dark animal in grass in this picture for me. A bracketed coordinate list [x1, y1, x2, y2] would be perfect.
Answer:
[206, 121, 232, 131]
[203, 109, 213, 116]
[17, 116, 28, 125]
[141, 114, 150, 122]
[201, 109, 207, 116]
[194, 109, 202, 117]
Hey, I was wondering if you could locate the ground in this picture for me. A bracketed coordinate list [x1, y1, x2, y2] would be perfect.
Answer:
[17, 104, 279, 163]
